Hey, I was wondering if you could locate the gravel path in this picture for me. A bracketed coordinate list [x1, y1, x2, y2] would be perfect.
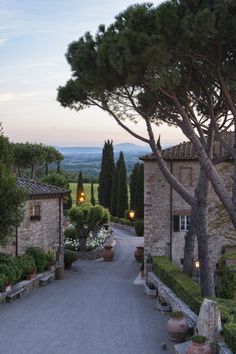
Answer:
[0, 225, 174, 354]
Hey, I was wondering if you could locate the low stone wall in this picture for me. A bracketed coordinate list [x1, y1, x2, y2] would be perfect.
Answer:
[148, 272, 233, 354]
[148, 271, 198, 328]
[0, 270, 55, 304]
[77, 235, 113, 260]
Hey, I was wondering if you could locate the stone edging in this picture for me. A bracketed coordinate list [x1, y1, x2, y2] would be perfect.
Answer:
[0, 270, 55, 304]
[148, 272, 233, 354]
[148, 271, 198, 328]
[77, 235, 113, 260]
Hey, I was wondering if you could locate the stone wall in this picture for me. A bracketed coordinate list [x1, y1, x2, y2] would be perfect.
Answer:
[144, 159, 236, 266]
[0, 198, 62, 255]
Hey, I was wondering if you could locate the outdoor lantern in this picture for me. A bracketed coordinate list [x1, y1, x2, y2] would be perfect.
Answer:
[129, 210, 135, 220]
[195, 260, 200, 269]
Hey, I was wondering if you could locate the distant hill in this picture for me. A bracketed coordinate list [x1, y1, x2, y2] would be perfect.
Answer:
[57, 143, 151, 179]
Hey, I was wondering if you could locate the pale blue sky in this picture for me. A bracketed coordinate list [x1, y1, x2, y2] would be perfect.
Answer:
[0, 0, 184, 147]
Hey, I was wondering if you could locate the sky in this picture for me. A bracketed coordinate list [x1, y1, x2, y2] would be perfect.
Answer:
[0, 0, 185, 147]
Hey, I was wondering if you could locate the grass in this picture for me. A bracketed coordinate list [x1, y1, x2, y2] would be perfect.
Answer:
[69, 183, 99, 205]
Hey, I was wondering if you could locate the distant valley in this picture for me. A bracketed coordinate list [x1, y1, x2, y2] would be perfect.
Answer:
[58, 143, 151, 178]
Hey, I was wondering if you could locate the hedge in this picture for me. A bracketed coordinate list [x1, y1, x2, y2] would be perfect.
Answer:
[110, 215, 134, 227]
[152, 256, 236, 353]
[152, 256, 203, 314]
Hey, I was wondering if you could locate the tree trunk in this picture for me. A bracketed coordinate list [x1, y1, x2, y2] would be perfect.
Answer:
[57, 161, 61, 174]
[193, 168, 216, 297]
[183, 218, 195, 276]
[79, 237, 87, 252]
[45, 162, 48, 175]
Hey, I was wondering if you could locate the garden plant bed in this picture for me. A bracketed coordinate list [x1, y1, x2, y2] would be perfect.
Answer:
[0, 270, 55, 304]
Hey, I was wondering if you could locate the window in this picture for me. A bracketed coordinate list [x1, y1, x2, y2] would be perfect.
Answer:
[180, 215, 190, 231]
[29, 203, 41, 221]
[173, 215, 190, 232]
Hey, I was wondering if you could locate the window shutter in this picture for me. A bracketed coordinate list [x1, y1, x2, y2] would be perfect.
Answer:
[173, 215, 180, 232]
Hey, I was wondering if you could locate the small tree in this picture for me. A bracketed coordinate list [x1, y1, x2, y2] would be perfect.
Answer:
[90, 180, 96, 206]
[110, 160, 120, 216]
[76, 171, 84, 205]
[136, 163, 144, 219]
[69, 204, 110, 251]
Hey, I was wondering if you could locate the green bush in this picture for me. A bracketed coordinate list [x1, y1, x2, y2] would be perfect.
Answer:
[64, 225, 76, 240]
[0, 254, 22, 284]
[223, 322, 236, 353]
[152, 256, 203, 314]
[25, 247, 47, 273]
[110, 215, 133, 226]
[0, 274, 8, 290]
[134, 220, 144, 236]
[64, 249, 78, 269]
[18, 254, 36, 277]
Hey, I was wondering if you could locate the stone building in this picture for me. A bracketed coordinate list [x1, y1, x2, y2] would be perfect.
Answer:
[141, 139, 236, 267]
[0, 177, 69, 256]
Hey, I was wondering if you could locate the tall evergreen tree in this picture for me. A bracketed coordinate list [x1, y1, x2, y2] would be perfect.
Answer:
[130, 163, 139, 211]
[136, 163, 144, 219]
[76, 171, 84, 205]
[98, 140, 114, 210]
[110, 160, 120, 216]
[117, 152, 128, 218]
[90, 180, 95, 206]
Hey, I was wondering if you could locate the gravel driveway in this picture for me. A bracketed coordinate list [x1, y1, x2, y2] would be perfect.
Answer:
[0, 225, 174, 354]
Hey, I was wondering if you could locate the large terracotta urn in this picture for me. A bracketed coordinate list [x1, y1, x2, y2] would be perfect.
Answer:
[134, 246, 144, 262]
[187, 339, 212, 354]
[166, 312, 189, 342]
[102, 245, 114, 261]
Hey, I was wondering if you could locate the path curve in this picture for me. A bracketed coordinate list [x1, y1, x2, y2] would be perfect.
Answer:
[0, 225, 174, 354]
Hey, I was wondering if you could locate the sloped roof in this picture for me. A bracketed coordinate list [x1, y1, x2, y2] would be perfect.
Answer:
[141, 131, 234, 161]
[141, 141, 197, 161]
[17, 177, 69, 197]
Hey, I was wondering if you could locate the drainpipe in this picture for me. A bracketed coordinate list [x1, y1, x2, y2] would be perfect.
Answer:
[15, 226, 18, 257]
[169, 161, 173, 261]
[56, 195, 64, 280]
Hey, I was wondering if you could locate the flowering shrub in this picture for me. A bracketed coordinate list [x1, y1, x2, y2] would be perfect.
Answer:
[64, 227, 110, 252]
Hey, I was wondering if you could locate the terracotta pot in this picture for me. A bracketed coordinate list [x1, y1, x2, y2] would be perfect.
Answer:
[26, 272, 37, 280]
[187, 341, 212, 354]
[166, 315, 189, 342]
[134, 246, 144, 262]
[103, 245, 114, 261]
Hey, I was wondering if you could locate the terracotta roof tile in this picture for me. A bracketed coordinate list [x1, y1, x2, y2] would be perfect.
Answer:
[141, 132, 234, 161]
[17, 177, 69, 197]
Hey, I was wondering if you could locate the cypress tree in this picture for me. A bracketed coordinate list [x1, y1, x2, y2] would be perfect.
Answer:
[110, 160, 120, 216]
[130, 163, 139, 211]
[116, 152, 128, 218]
[90, 180, 95, 206]
[98, 140, 114, 210]
[76, 171, 84, 205]
[136, 163, 144, 219]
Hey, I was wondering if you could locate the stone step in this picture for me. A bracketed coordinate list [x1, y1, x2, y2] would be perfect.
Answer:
[6, 287, 25, 303]
[39, 273, 54, 287]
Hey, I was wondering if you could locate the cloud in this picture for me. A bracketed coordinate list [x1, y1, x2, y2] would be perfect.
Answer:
[0, 37, 7, 45]
[0, 90, 55, 102]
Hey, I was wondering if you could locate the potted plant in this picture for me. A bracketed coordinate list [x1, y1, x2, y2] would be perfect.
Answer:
[187, 335, 212, 354]
[155, 295, 171, 312]
[166, 311, 189, 342]
[140, 261, 145, 278]
[134, 246, 144, 262]
[46, 250, 56, 271]
[102, 244, 114, 261]
[64, 249, 78, 269]
[144, 281, 156, 296]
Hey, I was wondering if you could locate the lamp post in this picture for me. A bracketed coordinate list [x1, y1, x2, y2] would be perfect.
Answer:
[129, 210, 135, 221]
[194, 260, 200, 284]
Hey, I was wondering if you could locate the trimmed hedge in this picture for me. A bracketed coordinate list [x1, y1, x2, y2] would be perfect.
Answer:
[223, 322, 236, 353]
[134, 220, 144, 236]
[152, 256, 203, 314]
[110, 215, 134, 227]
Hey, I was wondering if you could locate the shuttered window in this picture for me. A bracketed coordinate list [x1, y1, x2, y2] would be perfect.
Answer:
[173, 215, 190, 232]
